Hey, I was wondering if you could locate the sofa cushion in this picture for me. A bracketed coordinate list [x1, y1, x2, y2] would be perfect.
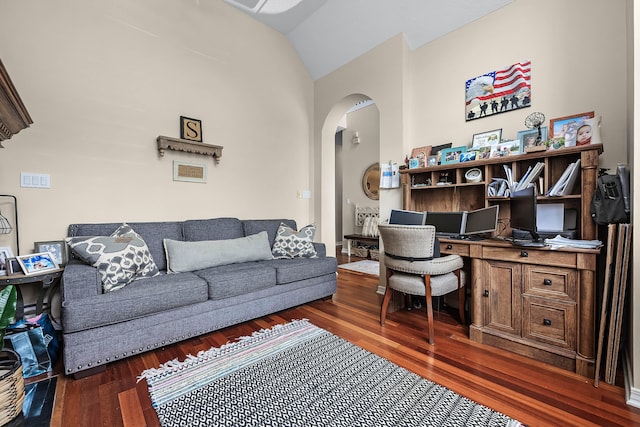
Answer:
[242, 219, 297, 246]
[271, 223, 317, 259]
[164, 231, 272, 273]
[68, 221, 183, 271]
[192, 263, 277, 300]
[61, 272, 208, 332]
[259, 257, 338, 284]
[182, 218, 244, 242]
[66, 224, 160, 293]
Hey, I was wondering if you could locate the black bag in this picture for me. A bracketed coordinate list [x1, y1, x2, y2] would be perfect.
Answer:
[590, 172, 629, 225]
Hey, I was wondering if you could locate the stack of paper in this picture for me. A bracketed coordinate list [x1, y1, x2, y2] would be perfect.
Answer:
[547, 160, 581, 196]
[545, 235, 602, 249]
[515, 162, 545, 192]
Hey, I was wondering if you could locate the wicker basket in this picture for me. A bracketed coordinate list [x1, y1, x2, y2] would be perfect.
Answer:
[0, 349, 24, 426]
[352, 246, 369, 258]
[370, 248, 380, 260]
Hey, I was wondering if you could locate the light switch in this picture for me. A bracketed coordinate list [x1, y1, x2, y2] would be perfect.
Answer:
[20, 172, 51, 188]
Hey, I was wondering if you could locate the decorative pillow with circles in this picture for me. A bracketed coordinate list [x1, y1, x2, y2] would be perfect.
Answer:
[271, 223, 317, 259]
[66, 223, 160, 292]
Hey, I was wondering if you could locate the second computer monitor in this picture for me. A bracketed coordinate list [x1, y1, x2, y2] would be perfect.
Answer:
[463, 205, 499, 235]
[424, 211, 466, 236]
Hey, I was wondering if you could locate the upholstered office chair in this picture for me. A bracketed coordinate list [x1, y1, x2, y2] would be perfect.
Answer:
[378, 224, 465, 345]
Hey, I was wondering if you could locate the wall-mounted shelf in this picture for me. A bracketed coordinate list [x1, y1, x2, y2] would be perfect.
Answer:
[0, 59, 33, 143]
[156, 135, 223, 163]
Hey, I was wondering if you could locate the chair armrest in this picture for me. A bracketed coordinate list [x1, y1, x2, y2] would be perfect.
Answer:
[62, 260, 102, 301]
[313, 242, 327, 258]
[386, 254, 463, 276]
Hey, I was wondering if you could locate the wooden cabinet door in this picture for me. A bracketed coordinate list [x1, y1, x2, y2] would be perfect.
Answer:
[482, 260, 521, 336]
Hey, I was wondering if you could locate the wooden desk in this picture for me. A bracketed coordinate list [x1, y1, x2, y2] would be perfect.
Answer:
[440, 237, 599, 378]
[343, 234, 379, 257]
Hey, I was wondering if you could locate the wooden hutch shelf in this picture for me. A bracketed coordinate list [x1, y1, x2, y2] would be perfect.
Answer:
[0, 59, 33, 143]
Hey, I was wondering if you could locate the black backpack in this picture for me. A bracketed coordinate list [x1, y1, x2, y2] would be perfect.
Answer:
[590, 170, 629, 225]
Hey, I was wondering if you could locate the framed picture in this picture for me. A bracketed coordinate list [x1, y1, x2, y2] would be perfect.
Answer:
[173, 160, 207, 183]
[34, 240, 68, 267]
[0, 246, 13, 276]
[549, 112, 594, 148]
[427, 155, 438, 166]
[490, 140, 521, 158]
[517, 127, 548, 151]
[8, 258, 22, 275]
[472, 129, 502, 147]
[180, 116, 203, 142]
[459, 151, 477, 162]
[473, 145, 492, 160]
[431, 142, 452, 164]
[410, 146, 432, 168]
[441, 146, 467, 165]
[16, 252, 59, 276]
[465, 60, 531, 121]
[408, 158, 420, 169]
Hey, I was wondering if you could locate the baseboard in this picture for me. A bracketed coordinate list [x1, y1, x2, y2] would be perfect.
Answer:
[623, 349, 640, 408]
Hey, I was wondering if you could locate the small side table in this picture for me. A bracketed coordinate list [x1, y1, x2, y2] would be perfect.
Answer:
[0, 268, 63, 321]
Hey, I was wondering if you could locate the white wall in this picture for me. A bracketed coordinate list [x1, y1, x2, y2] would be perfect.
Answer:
[0, 0, 314, 255]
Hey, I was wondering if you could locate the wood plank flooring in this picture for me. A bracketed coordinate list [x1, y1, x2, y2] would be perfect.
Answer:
[41, 252, 640, 427]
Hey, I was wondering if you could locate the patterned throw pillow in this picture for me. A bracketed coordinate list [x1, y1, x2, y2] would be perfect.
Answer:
[271, 223, 318, 259]
[66, 223, 160, 292]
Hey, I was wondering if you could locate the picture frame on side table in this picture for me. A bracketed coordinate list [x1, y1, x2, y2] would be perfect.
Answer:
[441, 146, 467, 165]
[471, 129, 502, 148]
[34, 240, 68, 267]
[549, 111, 594, 149]
[16, 252, 59, 276]
[8, 258, 22, 275]
[0, 246, 13, 276]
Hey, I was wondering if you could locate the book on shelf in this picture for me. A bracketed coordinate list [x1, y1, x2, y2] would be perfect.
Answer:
[547, 159, 581, 196]
[514, 162, 544, 192]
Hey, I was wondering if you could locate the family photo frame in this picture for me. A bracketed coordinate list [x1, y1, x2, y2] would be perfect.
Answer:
[549, 111, 594, 149]
[441, 146, 467, 165]
[34, 240, 68, 267]
[471, 129, 502, 148]
[16, 252, 59, 276]
[517, 127, 548, 151]
[0, 246, 14, 276]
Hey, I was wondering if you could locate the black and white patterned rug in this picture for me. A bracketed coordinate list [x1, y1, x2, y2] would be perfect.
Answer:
[139, 320, 523, 427]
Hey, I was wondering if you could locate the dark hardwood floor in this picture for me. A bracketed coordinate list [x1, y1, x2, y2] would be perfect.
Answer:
[40, 250, 640, 427]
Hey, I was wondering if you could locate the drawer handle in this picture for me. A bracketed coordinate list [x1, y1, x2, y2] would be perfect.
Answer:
[521, 251, 528, 258]
[446, 244, 453, 250]
[483, 290, 489, 298]
[543, 278, 552, 286]
[543, 319, 552, 326]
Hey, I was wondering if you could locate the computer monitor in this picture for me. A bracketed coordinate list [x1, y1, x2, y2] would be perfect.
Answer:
[463, 205, 499, 236]
[388, 209, 426, 226]
[510, 186, 542, 243]
[424, 211, 466, 236]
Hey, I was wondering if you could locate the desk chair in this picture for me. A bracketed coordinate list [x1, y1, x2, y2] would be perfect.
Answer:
[378, 224, 465, 345]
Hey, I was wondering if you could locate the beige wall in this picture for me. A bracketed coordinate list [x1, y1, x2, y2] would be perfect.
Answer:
[0, 0, 314, 255]
[341, 105, 380, 241]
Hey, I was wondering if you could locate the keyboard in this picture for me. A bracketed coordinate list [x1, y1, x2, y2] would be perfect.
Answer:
[510, 239, 547, 248]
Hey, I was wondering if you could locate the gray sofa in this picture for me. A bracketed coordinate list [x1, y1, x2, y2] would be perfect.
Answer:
[61, 218, 337, 377]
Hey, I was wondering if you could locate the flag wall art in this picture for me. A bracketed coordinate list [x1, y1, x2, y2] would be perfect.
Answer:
[465, 60, 531, 121]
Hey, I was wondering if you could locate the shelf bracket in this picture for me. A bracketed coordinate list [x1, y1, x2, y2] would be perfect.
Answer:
[156, 135, 223, 163]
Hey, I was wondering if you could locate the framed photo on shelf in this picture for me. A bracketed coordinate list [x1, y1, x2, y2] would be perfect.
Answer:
[459, 151, 477, 162]
[427, 155, 438, 166]
[490, 140, 520, 158]
[471, 128, 502, 148]
[410, 146, 432, 168]
[34, 240, 68, 267]
[517, 127, 548, 151]
[441, 146, 467, 165]
[431, 142, 452, 164]
[16, 252, 59, 276]
[549, 111, 594, 148]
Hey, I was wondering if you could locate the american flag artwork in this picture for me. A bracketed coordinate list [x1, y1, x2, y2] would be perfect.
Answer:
[465, 60, 531, 121]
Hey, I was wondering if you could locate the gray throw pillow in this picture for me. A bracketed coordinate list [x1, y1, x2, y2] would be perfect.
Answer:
[164, 231, 272, 273]
[271, 223, 317, 259]
[66, 223, 160, 293]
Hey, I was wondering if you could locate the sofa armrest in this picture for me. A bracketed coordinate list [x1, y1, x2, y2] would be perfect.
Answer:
[313, 242, 326, 258]
[62, 260, 102, 301]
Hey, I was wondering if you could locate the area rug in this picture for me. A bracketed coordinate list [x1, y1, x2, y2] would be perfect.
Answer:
[139, 320, 523, 427]
[338, 259, 379, 276]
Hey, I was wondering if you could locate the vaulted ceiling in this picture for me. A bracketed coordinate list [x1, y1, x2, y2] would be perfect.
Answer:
[224, 0, 514, 80]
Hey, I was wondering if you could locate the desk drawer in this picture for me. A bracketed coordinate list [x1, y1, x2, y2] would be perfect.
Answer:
[441, 242, 470, 257]
[523, 296, 576, 350]
[482, 246, 576, 268]
[523, 265, 576, 301]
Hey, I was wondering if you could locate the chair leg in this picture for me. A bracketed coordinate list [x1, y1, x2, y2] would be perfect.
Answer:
[423, 275, 435, 345]
[455, 269, 465, 325]
[380, 269, 393, 325]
